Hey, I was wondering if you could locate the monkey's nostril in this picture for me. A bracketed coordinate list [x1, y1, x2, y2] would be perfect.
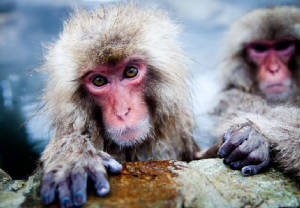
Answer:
[269, 64, 279, 73]
[116, 108, 131, 119]
[125, 108, 131, 116]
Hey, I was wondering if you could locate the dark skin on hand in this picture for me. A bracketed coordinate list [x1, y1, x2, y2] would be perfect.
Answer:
[41, 152, 122, 207]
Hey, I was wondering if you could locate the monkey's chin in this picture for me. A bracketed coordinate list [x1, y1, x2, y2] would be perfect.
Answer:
[107, 119, 151, 147]
[264, 90, 291, 102]
[260, 81, 291, 102]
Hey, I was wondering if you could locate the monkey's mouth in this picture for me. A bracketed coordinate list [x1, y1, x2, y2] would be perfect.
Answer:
[265, 84, 289, 93]
[260, 80, 291, 94]
[106, 119, 150, 146]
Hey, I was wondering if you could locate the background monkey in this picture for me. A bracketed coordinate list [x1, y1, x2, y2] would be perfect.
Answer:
[39, 3, 199, 207]
[200, 6, 300, 180]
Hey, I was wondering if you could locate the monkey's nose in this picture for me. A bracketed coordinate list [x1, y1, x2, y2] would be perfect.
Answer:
[116, 108, 131, 120]
[268, 63, 279, 73]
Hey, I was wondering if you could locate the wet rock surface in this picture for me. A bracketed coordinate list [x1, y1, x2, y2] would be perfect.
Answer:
[0, 159, 299, 208]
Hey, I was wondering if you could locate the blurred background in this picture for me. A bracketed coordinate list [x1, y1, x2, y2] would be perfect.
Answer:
[0, 0, 299, 179]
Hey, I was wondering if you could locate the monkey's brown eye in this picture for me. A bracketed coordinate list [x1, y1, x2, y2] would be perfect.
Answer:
[251, 43, 268, 53]
[124, 66, 138, 78]
[92, 75, 107, 87]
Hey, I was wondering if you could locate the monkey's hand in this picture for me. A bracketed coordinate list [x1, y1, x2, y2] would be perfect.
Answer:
[40, 138, 122, 208]
[217, 122, 270, 176]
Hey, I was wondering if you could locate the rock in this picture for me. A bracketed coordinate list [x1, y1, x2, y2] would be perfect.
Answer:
[0, 169, 40, 208]
[0, 169, 11, 184]
[176, 159, 299, 208]
[0, 159, 299, 208]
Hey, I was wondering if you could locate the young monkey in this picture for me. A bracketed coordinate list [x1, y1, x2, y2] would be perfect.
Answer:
[39, 3, 199, 207]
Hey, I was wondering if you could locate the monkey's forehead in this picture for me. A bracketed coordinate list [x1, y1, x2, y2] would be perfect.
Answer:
[49, 3, 186, 71]
[228, 6, 300, 54]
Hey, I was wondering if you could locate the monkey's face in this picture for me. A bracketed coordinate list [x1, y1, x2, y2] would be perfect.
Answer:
[246, 39, 296, 101]
[82, 56, 151, 146]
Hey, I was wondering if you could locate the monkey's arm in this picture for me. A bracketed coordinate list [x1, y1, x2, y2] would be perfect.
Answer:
[40, 133, 122, 207]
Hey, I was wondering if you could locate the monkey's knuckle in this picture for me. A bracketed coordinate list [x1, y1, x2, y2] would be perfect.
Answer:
[248, 152, 263, 163]
[228, 139, 239, 148]
[236, 147, 248, 156]
[98, 151, 111, 161]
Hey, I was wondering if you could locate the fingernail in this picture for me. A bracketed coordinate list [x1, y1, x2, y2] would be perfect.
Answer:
[230, 161, 241, 170]
[74, 192, 86, 206]
[217, 151, 224, 158]
[242, 167, 255, 176]
[223, 158, 230, 165]
[61, 197, 72, 208]
[97, 187, 109, 196]
[110, 161, 122, 173]
[42, 195, 50, 205]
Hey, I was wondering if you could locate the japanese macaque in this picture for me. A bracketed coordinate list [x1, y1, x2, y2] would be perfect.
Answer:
[200, 6, 300, 180]
[39, 3, 199, 207]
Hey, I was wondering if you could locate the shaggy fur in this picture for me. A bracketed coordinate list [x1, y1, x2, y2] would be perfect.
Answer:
[40, 2, 199, 178]
[205, 6, 300, 180]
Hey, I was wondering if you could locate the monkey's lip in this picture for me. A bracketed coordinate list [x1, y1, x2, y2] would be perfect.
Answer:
[113, 127, 145, 139]
[265, 83, 289, 93]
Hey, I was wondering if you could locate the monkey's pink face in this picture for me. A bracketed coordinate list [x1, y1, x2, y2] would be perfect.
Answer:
[247, 40, 296, 101]
[82, 56, 150, 146]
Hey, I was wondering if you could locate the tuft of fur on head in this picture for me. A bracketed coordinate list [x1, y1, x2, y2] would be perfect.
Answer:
[219, 6, 300, 94]
[41, 3, 193, 147]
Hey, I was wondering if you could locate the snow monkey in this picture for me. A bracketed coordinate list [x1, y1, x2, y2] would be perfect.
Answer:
[200, 6, 300, 180]
[39, 3, 199, 207]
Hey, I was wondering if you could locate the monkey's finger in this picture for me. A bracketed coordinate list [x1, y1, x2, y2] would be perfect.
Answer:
[71, 170, 87, 206]
[233, 146, 268, 172]
[229, 160, 244, 170]
[218, 125, 251, 158]
[89, 167, 110, 197]
[99, 152, 122, 174]
[241, 140, 270, 176]
[58, 179, 73, 208]
[40, 172, 56, 205]
[242, 157, 270, 176]
[224, 130, 261, 164]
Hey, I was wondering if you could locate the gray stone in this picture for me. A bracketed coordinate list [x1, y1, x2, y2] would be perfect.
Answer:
[176, 159, 299, 208]
[0, 160, 298, 208]
[0, 169, 11, 184]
